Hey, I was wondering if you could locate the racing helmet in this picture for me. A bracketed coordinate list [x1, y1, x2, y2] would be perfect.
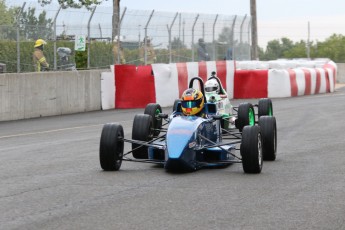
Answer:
[205, 79, 220, 94]
[181, 88, 205, 116]
[34, 39, 47, 48]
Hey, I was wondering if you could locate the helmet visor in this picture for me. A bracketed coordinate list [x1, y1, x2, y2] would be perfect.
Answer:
[181, 98, 202, 109]
[205, 86, 218, 92]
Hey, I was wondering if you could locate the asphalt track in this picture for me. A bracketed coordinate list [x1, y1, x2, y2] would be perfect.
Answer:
[1, 87, 345, 230]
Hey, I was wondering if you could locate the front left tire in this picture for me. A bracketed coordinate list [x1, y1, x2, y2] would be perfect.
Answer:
[241, 125, 263, 174]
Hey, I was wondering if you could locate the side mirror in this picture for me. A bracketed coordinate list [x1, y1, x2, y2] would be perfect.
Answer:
[158, 113, 168, 119]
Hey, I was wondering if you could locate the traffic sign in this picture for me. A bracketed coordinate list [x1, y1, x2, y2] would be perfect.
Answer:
[75, 35, 86, 51]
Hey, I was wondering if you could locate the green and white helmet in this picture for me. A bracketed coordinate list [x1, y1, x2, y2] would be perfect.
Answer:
[205, 79, 220, 94]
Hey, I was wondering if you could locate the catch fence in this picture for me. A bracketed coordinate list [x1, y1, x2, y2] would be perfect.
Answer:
[0, 1, 251, 73]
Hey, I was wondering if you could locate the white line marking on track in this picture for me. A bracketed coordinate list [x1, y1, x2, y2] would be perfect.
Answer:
[0, 120, 133, 139]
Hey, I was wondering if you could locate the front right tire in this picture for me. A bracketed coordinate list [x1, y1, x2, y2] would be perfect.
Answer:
[258, 98, 273, 117]
[132, 114, 153, 159]
[144, 103, 162, 137]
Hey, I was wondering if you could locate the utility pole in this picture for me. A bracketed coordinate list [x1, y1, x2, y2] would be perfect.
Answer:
[112, 0, 120, 40]
[250, 0, 258, 60]
[307, 21, 310, 59]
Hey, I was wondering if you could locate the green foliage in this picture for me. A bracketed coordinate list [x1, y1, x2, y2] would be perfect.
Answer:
[0, 0, 16, 25]
[0, 0, 18, 39]
[75, 49, 87, 69]
[171, 37, 186, 50]
[20, 7, 53, 40]
[89, 41, 113, 68]
[283, 40, 308, 59]
[260, 34, 345, 62]
[317, 34, 345, 62]
[218, 27, 232, 44]
[38, 0, 105, 9]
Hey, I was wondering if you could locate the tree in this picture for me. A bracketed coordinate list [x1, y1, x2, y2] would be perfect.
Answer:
[0, 0, 18, 39]
[261, 37, 295, 60]
[19, 7, 53, 40]
[171, 37, 186, 50]
[263, 39, 281, 60]
[283, 40, 308, 59]
[0, 0, 16, 25]
[38, 0, 120, 40]
[218, 26, 235, 46]
[316, 34, 345, 62]
[38, 0, 105, 9]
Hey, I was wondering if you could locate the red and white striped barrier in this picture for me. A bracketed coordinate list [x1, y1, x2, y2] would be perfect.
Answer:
[152, 61, 235, 107]
[101, 60, 337, 109]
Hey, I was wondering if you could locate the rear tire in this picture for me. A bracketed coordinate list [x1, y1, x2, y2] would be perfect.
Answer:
[144, 103, 162, 137]
[258, 98, 273, 117]
[236, 103, 255, 132]
[132, 114, 153, 159]
[241, 125, 263, 174]
[99, 123, 124, 171]
[259, 116, 277, 161]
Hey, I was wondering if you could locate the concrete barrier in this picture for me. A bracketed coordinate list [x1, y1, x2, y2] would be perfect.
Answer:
[336, 63, 345, 83]
[0, 69, 104, 122]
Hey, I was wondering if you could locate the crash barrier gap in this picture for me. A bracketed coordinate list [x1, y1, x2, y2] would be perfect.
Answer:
[0, 60, 338, 122]
[102, 60, 337, 109]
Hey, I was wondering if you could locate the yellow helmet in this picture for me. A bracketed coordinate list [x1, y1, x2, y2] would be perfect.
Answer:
[181, 88, 205, 116]
[34, 39, 47, 48]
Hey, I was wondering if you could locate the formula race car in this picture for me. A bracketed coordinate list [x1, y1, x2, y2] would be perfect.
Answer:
[99, 77, 277, 173]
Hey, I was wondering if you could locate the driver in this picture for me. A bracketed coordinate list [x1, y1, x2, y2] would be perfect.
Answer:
[205, 79, 220, 94]
[180, 88, 205, 117]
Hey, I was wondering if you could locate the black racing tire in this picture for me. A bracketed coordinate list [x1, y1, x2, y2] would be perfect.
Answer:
[259, 116, 277, 161]
[132, 114, 153, 159]
[144, 103, 162, 137]
[236, 103, 255, 132]
[172, 99, 181, 113]
[241, 125, 263, 174]
[99, 123, 124, 171]
[258, 98, 273, 117]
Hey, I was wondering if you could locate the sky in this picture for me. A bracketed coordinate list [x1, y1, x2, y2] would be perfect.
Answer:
[116, 0, 345, 47]
[7, 0, 345, 47]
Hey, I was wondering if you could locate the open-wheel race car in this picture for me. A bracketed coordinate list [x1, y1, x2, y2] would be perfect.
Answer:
[99, 76, 277, 174]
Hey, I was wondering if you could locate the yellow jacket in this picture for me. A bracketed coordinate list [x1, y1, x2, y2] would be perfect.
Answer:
[139, 45, 156, 64]
[33, 48, 49, 72]
[113, 44, 126, 64]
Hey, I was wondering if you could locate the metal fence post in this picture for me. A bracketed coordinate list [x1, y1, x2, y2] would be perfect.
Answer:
[240, 14, 247, 44]
[230, 15, 237, 60]
[16, 2, 26, 73]
[191, 14, 199, 62]
[87, 6, 97, 69]
[53, 6, 61, 70]
[248, 17, 252, 59]
[212, 14, 219, 61]
[167, 12, 178, 63]
[144, 10, 154, 65]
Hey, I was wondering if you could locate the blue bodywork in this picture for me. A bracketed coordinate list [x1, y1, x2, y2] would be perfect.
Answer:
[148, 113, 236, 172]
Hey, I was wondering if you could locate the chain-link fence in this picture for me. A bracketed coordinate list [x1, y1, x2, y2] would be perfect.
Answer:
[0, 1, 251, 73]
